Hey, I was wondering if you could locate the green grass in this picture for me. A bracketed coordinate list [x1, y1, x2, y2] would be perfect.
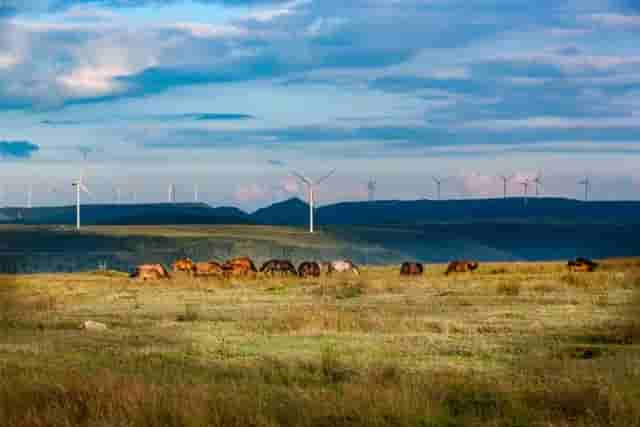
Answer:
[1, 259, 640, 426]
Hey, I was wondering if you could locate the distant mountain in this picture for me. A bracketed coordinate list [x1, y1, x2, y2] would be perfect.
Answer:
[1, 197, 639, 227]
[0, 203, 251, 226]
[315, 197, 640, 225]
[251, 198, 308, 226]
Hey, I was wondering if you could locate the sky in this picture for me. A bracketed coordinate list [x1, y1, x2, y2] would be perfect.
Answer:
[1, 0, 640, 210]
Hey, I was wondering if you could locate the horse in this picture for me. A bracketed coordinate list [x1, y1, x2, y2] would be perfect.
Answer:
[567, 257, 598, 272]
[400, 262, 423, 276]
[193, 261, 224, 277]
[323, 260, 360, 275]
[260, 259, 297, 276]
[130, 264, 170, 281]
[445, 260, 479, 275]
[172, 257, 196, 274]
[222, 256, 258, 277]
[298, 261, 321, 278]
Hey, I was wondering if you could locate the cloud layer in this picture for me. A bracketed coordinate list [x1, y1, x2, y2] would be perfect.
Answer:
[0, 0, 638, 207]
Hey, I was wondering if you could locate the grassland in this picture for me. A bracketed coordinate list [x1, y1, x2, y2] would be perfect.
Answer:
[1, 258, 640, 426]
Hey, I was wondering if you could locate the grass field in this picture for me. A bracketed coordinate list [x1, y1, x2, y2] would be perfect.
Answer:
[1, 258, 640, 426]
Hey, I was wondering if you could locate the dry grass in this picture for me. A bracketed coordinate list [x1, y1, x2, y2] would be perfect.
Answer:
[1, 258, 639, 426]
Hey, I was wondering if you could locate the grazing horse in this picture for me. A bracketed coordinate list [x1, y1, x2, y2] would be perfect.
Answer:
[298, 261, 321, 278]
[194, 261, 224, 277]
[260, 259, 297, 276]
[130, 264, 170, 280]
[323, 260, 360, 275]
[568, 257, 598, 272]
[445, 260, 479, 275]
[400, 262, 424, 276]
[172, 257, 195, 274]
[222, 256, 258, 277]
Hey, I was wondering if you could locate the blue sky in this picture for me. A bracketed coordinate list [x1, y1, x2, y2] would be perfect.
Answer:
[1, 0, 639, 209]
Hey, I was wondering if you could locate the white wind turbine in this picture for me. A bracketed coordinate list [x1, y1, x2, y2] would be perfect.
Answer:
[168, 183, 176, 203]
[292, 169, 335, 233]
[114, 185, 122, 204]
[367, 179, 376, 202]
[498, 174, 513, 198]
[532, 172, 543, 196]
[518, 177, 531, 205]
[72, 170, 92, 230]
[578, 177, 591, 201]
[432, 176, 446, 200]
[194, 183, 199, 203]
[27, 183, 33, 208]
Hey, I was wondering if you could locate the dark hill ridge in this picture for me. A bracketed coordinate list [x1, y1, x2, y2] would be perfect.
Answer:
[251, 197, 640, 226]
[1, 197, 640, 226]
[0, 203, 251, 226]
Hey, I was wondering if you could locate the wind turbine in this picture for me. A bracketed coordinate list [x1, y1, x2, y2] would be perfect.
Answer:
[168, 184, 176, 203]
[532, 172, 543, 196]
[72, 171, 92, 230]
[194, 183, 199, 203]
[578, 177, 591, 201]
[27, 183, 33, 209]
[291, 169, 335, 233]
[498, 174, 513, 198]
[518, 178, 531, 205]
[114, 186, 122, 205]
[432, 176, 446, 200]
[367, 179, 376, 201]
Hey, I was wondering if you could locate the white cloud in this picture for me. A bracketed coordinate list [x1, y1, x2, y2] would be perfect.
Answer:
[463, 116, 640, 131]
[169, 22, 247, 39]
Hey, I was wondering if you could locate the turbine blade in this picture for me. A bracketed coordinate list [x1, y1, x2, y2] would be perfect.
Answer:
[80, 184, 92, 196]
[314, 169, 336, 184]
[291, 171, 311, 185]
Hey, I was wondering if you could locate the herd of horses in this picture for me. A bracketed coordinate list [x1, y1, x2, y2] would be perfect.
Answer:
[129, 256, 598, 281]
[129, 257, 360, 280]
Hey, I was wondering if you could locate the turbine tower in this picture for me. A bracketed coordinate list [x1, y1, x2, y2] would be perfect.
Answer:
[27, 183, 33, 209]
[194, 183, 199, 203]
[432, 176, 445, 200]
[168, 184, 176, 203]
[532, 172, 542, 196]
[579, 177, 591, 201]
[292, 169, 335, 233]
[518, 178, 531, 205]
[72, 171, 92, 230]
[367, 179, 376, 201]
[114, 186, 122, 204]
[498, 174, 513, 198]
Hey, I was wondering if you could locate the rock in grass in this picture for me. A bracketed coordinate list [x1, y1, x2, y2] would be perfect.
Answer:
[80, 320, 108, 331]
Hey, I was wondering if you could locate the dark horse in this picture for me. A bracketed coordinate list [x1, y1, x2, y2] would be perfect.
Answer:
[260, 259, 298, 276]
[298, 261, 321, 278]
[445, 260, 479, 275]
[400, 262, 424, 276]
[567, 257, 598, 272]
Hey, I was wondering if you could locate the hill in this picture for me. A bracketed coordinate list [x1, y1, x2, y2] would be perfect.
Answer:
[256, 197, 640, 226]
[2, 197, 640, 227]
[0, 203, 251, 226]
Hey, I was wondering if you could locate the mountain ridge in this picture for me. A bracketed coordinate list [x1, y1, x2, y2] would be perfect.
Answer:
[1, 197, 640, 226]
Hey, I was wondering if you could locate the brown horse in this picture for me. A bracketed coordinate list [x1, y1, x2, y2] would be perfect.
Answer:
[400, 262, 424, 276]
[568, 257, 598, 272]
[172, 257, 195, 274]
[193, 261, 224, 277]
[260, 259, 297, 276]
[298, 261, 321, 278]
[445, 260, 479, 275]
[222, 256, 258, 277]
[130, 264, 170, 280]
